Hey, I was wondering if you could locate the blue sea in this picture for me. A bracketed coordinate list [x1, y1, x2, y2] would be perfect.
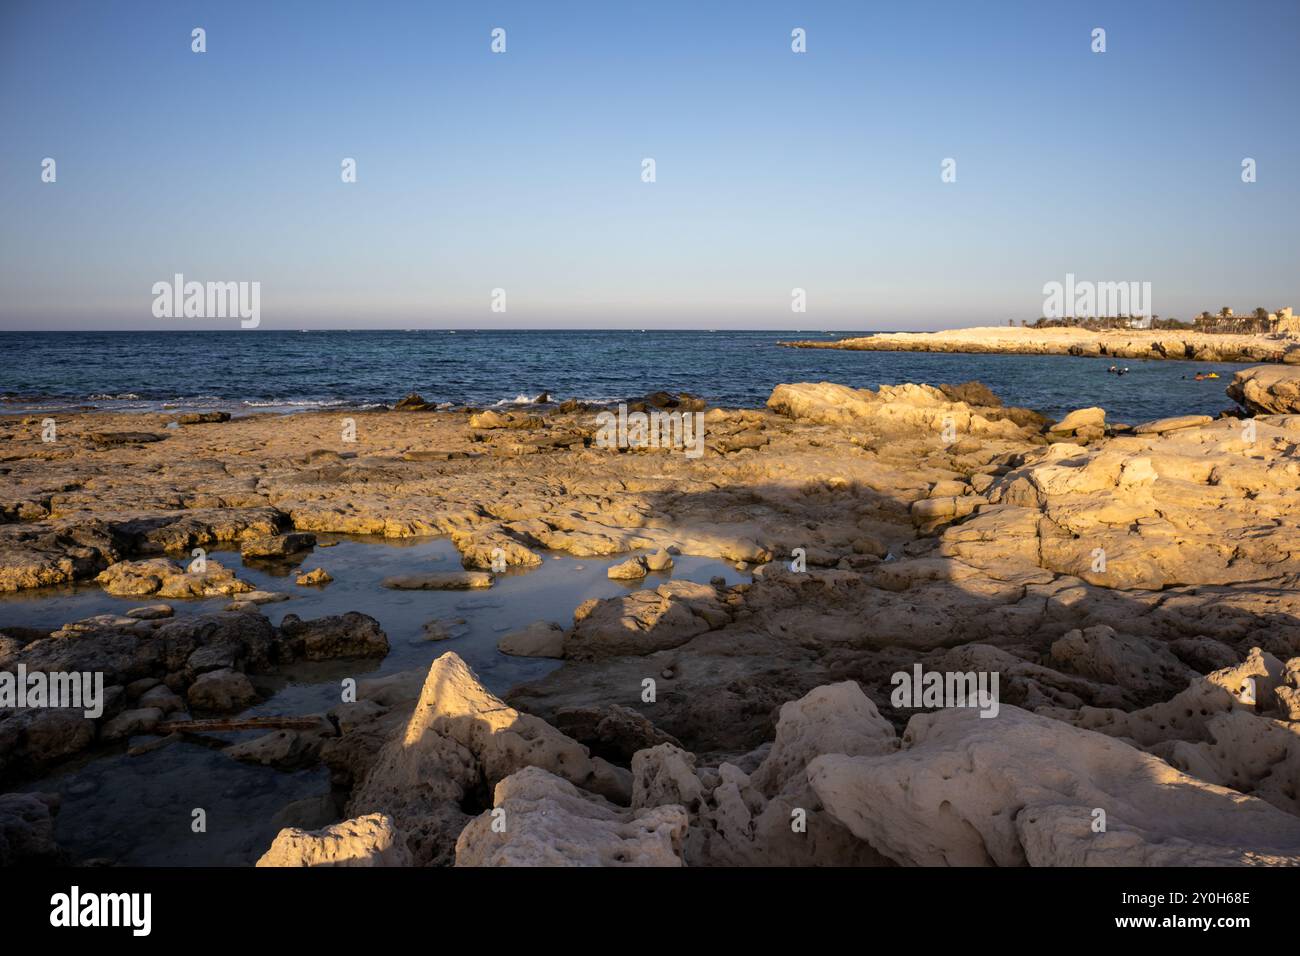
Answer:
[0, 330, 1251, 424]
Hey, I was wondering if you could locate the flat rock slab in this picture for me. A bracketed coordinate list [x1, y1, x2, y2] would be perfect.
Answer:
[1133, 414, 1213, 434]
[86, 431, 166, 444]
[241, 532, 317, 558]
[498, 621, 566, 658]
[382, 571, 493, 590]
[401, 450, 473, 461]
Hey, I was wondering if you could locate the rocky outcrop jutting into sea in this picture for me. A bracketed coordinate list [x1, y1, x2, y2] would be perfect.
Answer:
[781, 325, 1300, 364]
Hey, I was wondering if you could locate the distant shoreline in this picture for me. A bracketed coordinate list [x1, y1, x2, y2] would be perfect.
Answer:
[780, 326, 1300, 365]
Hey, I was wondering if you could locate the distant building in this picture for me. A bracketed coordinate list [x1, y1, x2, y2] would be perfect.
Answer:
[1272, 307, 1300, 336]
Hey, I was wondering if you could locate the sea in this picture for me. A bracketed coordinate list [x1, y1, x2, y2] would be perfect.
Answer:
[0, 329, 1251, 424]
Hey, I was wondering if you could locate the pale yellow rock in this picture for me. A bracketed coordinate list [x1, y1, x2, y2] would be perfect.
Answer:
[810, 706, 1300, 866]
[454, 766, 688, 867]
[1054, 407, 1106, 433]
[1227, 364, 1300, 414]
[257, 813, 412, 867]
[1133, 414, 1214, 434]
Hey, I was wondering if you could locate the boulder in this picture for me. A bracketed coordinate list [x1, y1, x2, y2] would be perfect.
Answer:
[241, 532, 317, 559]
[809, 705, 1300, 866]
[295, 568, 333, 586]
[607, 556, 648, 580]
[176, 411, 231, 425]
[393, 393, 432, 411]
[0, 792, 65, 866]
[565, 583, 729, 660]
[257, 813, 412, 867]
[1053, 407, 1106, 433]
[345, 653, 603, 865]
[99, 707, 164, 741]
[454, 766, 688, 867]
[630, 681, 897, 866]
[186, 668, 257, 714]
[1227, 365, 1300, 414]
[498, 621, 566, 659]
[645, 549, 674, 571]
[554, 704, 683, 762]
[278, 612, 389, 661]
[1049, 625, 1193, 705]
[96, 558, 254, 599]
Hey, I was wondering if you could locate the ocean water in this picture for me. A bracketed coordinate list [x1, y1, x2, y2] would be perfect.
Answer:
[0, 329, 1252, 424]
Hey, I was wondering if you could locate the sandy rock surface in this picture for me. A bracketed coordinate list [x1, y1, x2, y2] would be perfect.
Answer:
[5, 379, 1300, 867]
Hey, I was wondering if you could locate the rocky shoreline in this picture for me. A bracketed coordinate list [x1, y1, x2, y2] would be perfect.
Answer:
[4, 365, 1300, 866]
[781, 325, 1300, 365]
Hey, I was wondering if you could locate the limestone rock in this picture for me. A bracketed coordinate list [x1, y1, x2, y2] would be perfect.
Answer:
[241, 532, 317, 558]
[176, 411, 231, 425]
[186, 668, 257, 714]
[498, 621, 566, 659]
[554, 703, 682, 762]
[566, 582, 729, 660]
[455, 766, 688, 867]
[809, 705, 1300, 866]
[125, 604, 173, 619]
[96, 558, 254, 599]
[468, 410, 542, 430]
[227, 725, 331, 770]
[645, 549, 675, 571]
[100, 707, 164, 741]
[382, 571, 493, 590]
[346, 652, 601, 865]
[256, 813, 412, 867]
[1132, 414, 1214, 435]
[278, 612, 389, 660]
[0, 792, 65, 866]
[1053, 407, 1106, 433]
[1227, 365, 1300, 414]
[607, 556, 648, 580]
[630, 682, 897, 866]
[393, 393, 432, 411]
[1049, 625, 1193, 705]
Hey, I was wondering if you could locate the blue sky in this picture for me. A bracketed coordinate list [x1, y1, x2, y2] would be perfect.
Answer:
[1, 0, 1296, 330]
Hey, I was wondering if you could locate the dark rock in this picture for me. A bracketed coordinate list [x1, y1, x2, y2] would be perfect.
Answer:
[241, 532, 316, 559]
[278, 612, 389, 661]
[0, 792, 66, 866]
[86, 431, 166, 445]
[393, 393, 433, 411]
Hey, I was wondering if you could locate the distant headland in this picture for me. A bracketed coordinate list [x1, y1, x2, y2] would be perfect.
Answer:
[781, 314, 1300, 365]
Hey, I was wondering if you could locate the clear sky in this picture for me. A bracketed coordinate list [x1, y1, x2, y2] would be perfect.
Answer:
[1, 0, 1296, 331]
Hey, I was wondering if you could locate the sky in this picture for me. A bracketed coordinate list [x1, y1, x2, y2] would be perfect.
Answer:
[0, 0, 1297, 331]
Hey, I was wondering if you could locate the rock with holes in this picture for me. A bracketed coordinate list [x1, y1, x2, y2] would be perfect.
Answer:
[344, 652, 604, 866]
[809, 705, 1300, 866]
[454, 766, 688, 867]
[256, 813, 412, 867]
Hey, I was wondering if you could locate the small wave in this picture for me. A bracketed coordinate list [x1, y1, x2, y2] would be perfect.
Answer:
[492, 393, 550, 406]
[241, 399, 345, 408]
